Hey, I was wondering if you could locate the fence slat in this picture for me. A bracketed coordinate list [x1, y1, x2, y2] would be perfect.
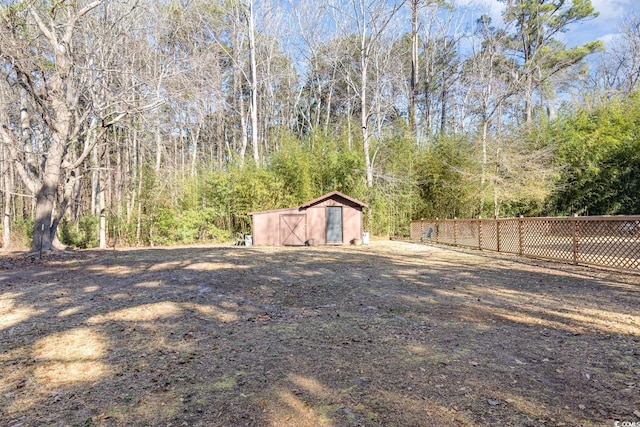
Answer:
[518, 216, 523, 256]
[573, 217, 578, 265]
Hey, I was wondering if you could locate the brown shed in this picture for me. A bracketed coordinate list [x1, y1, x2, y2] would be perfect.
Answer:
[248, 191, 369, 246]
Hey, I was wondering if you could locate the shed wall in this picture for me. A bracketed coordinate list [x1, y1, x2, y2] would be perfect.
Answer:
[305, 207, 326, 245]
[342, 206, 362, 243]
[305, 204, 362, 245]
[251, 208, 301, 245]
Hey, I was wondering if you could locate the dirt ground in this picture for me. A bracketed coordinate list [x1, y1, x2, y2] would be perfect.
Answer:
[1, 240, 639, 427]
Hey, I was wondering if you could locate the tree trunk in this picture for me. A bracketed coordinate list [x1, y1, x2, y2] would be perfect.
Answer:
[32, 109, 70, 253]
[127, 124, 137, 224]
[190, 117, 200, 177]
[135, 133, 143, 245]
[20, 86, 37, 177]
[155, 127, 163, 174]
[248, 0, 260, 167]
[324, 65, 337, 134]
[115, 134, 123, 219]
[98, 175, 106, 248]
[216, 62, 225, 170]
[234, 36, 249, 163]
[479, 117, 488, 215]
[2, 146, 11, 250]
[440, 72, 447, 134]
[524, 74, 533, 124]
[361, 42, 373, 188]
[91, 143, 99, 215]
[409, 0, 419, 136]
[239, 92, 249, 163]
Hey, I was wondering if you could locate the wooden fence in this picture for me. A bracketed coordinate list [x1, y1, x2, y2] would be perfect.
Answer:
[410, 216, 640, 272]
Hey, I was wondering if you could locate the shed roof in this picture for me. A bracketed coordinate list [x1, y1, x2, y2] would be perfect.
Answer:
[248, 191, 368, 216]
[299, 190, 369, 209]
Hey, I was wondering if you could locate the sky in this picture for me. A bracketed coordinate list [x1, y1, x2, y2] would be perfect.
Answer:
[458, 0, 639, 48]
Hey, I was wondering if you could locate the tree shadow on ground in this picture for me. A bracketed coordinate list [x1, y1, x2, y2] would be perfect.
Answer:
[1, 242, 638, 426]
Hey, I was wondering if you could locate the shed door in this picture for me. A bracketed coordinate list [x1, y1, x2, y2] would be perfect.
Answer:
[280, 214, 306, 246]
[326, 207, 343, 243]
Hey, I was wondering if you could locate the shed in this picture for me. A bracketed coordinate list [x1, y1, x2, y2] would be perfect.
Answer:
[248, 191, 369, 246]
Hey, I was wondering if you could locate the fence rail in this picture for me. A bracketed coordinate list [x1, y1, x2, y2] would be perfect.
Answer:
[410, 216, 640, 272]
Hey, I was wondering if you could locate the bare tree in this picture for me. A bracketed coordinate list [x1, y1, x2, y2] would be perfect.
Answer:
[462, 15, 518, 215]
[0, 1, 105, 251]
[287, 0, 335, 135]
[247, 0, 260, 166]
[409, 0, 420, 135]
[591, 13, 640, 98]
[408, 0, 448, 139]
[329, 0, 406, 187]
[0, 1, 163, 251]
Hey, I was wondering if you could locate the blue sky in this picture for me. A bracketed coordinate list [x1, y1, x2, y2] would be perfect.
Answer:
[458, 0, 638, 48]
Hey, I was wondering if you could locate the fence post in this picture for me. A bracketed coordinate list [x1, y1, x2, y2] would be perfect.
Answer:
[518, 215, 524, 256]
[572, 214, 579, 265]
[478, 217, 482, 250]
[453, 217, 457, 245]
[496, 219, 501, 252]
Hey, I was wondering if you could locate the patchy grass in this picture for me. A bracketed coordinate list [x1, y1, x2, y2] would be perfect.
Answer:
[1, 241, 639, 426]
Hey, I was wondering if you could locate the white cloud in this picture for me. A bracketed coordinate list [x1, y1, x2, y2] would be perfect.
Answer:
[591, 0, 632, 22]
[453, 0, 507, 54]
[454, 0, 505, 25]
[598, 32, 623, 47]
[565, 0, 636, 47]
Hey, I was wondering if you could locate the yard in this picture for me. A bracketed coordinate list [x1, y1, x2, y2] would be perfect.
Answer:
[1, 241, 639, 426]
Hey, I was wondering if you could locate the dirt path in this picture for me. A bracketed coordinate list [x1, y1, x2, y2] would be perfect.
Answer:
[1, 241, 639, 426]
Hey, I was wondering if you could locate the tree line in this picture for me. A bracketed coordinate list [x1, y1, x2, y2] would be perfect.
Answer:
[0, 0, 638, 251]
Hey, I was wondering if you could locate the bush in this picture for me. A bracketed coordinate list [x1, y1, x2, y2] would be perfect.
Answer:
[60, 215, 98, 248]
[148, 208, 177, 246]
[7, 218, 33, 249]
[179, 208, 230, 243]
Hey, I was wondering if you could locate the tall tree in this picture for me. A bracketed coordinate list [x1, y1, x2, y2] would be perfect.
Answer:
[0, 1, 106, 251]
[409, 0, 420, 135]
[463, 15, 518, 215]
[499, 0, 602, 123]
[330, 0, 405, 187]
[408, 0, 450, 140]
[0, 1, 160, 251]
[246, 0, 260, 166]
